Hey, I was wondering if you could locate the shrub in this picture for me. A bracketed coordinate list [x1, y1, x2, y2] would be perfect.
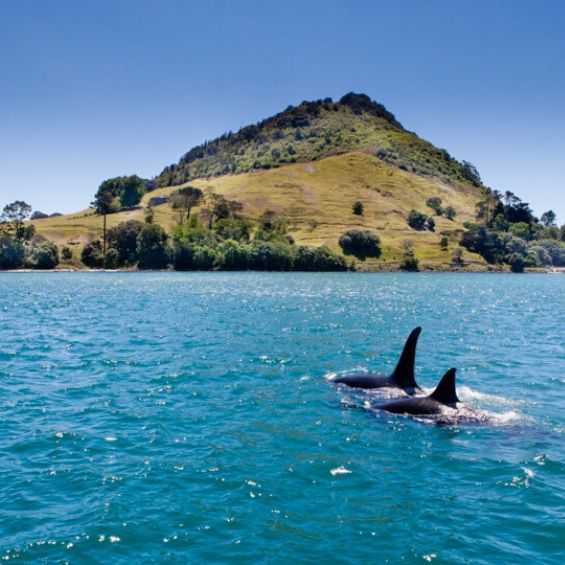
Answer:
[426, 197, 443, 215]
[250, 241, 294, 270]
[192, 246, 217, 270]
[427, 217, 436, 232]
[0, 234, 25, 269]
[137, 224, 170, 270]
[399, 249, 419, 271]
[508, 222, 531, 241]
[61, 246, 73, 261]
[444, 206, 456, 220]
[173, 244, 194, 270]
[507, 253, 525, 273]
[28, 241, 59, 270]
[460, 227, 505, 264]
[30, 211, 49, 220]
[293, 246, 316, 271]
[352, 201, 364, 215]
[338, 229, 381, 260]
[174, 225, 221, 248]
[217, 240, 250, 270]
[439, 236, 449, 250]
[102, 248, 119, 269]
[214, 219, 252, 242]
[312, 246, 348, 271]
[81, 240, 104, 268]
[294, 245, 347, 271]
[107, 220, 143, 265]
[499, 233, 527, 257]
[532, 240, 565, 266]
[407, 210, 428, 231]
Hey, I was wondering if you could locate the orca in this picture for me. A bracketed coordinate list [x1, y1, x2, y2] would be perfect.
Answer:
[375, 368, 459, 416]
[332, 327, 423, 395]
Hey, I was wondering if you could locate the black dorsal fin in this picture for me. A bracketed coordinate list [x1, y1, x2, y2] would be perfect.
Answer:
[389, 327, 421, 389]
[430, 368, 459, 405]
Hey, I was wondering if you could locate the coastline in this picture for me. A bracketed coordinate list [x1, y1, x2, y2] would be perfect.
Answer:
[2, 265, 557, 274]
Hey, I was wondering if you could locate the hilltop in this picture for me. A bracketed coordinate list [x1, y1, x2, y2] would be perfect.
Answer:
[31, 93, 496, 270]
[155, 93, 482, 191]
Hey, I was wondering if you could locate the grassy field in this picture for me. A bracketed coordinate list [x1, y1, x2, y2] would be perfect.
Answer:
[34, 151, 487, 269]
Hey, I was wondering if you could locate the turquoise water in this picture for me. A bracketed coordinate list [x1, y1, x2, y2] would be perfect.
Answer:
[1, 272, 564, 563]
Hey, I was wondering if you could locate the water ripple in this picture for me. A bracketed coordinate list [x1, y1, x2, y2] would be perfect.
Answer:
[0, 272, 564, 563]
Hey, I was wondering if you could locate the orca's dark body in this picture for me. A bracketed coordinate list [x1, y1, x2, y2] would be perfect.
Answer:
[376, 368, 459, 415]
[333, 327, 422, 395]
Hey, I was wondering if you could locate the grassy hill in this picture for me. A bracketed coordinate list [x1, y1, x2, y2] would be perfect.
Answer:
[155, 93, 481, 190]
[33, 93, 491, 269]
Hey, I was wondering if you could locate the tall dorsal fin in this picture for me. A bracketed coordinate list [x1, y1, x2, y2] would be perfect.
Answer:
[389, 327, 421, 389]
[430, 368, 459, 405]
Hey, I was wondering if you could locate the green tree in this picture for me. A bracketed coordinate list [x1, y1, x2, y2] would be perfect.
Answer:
[461, 161, 481, 185]
[227, 200, 244, 219]
[173, 224, 221, 248]
[407, 210, 428, 231]
[118, 176, 145, 209]
[215, 218, 252, 242]
[507, 253, 525, 273]
[192, 246, 217, 270]
[508, 222, 531, 240]
[439, 236, 449, 250]
[92, 176, 145, 252]
[250, 241, 294, 270]
[81, 240, 104, 268]
[0, 233, 25, 269]
[107, 220, 144, 265]
[212, 196, 230, 221]
[172, 243, 195, 270]
[92, 183, 119, 254]
[137, 224, 170, 269]
[30, 211, 49, 220]
[104, 248, 120, 269]
[540, 210, 556, 228]
[217, 239, 250, 270]
[1, 201, 32, 241]
[27, 241, 59, 269]
[338, 229, 381, 260]
[311, 246, 348, 271]
[171, 186, 203, 225]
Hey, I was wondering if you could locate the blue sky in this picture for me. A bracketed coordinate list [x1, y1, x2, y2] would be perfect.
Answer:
[1, 0, 564, 222]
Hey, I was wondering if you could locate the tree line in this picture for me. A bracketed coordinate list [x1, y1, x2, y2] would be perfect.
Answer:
[0, 201, 61, 269]
[459, 189, 565, 272]
[84, 183, 350, 271]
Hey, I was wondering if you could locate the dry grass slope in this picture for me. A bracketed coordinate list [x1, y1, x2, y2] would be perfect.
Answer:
[34, 151, 487, 269]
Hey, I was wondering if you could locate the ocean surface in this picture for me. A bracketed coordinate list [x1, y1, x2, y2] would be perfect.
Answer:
[0, 272, 563, 563]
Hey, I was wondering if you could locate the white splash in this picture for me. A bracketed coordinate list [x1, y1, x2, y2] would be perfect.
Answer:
[330, 466, 352, 476]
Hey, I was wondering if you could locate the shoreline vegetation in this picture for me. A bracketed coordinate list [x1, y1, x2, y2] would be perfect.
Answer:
[2, 94, 564, 274]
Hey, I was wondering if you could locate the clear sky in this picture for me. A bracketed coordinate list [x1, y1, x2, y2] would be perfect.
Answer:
[1, 0, 564, 222]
